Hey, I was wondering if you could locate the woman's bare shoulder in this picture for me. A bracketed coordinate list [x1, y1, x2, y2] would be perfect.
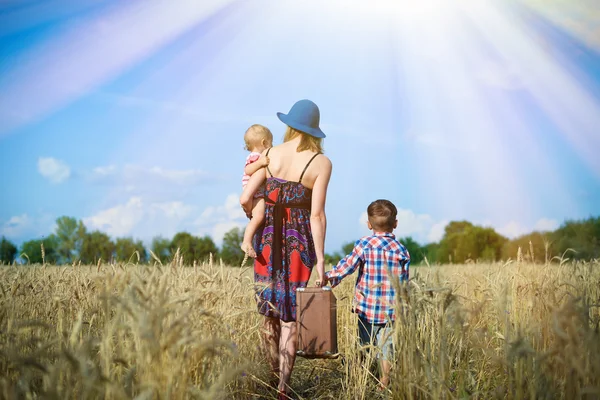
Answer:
[316, 153, 332, 169]
[263, 142, 288, 155]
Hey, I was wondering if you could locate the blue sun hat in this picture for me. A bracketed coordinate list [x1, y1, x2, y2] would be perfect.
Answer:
[277, 99, 326, 138]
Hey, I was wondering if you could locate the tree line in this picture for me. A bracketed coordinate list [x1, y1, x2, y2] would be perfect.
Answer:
[0, 216, 246, 266]
[1, 216, 598, 266]
[325, 216, 600, 265]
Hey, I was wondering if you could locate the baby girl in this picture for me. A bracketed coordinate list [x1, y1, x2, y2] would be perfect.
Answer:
[241, 124, 272, 257]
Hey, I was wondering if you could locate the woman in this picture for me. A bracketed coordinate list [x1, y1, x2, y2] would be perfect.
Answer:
[240, 99, 332, 398]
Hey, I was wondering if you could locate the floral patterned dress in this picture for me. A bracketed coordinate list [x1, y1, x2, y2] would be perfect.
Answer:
[253, 153, 320, 322]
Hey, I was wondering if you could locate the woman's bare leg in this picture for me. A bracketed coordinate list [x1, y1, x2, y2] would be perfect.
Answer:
[241, 198, 265, 258]
[278, 320, 298, 393]
[262, 316, 280, 381]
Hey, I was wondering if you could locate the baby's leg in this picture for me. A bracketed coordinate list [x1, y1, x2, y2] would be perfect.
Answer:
[241, 198, 265, 258]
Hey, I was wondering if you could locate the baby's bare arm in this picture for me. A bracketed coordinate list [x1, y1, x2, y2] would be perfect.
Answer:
[244, 155, 270, 176]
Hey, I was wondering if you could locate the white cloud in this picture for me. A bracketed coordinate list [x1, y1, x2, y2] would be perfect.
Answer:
[86, 164, 214, 187]
[359, 211, 369, 228]
[92, 165, 117, 176]
[123, 165, 211, 186]
[359, 208, 444, 244]
[153, 201, 195, 219]
[1, 214, 34, 238]
[358, 208, 559, 243]
[83, 197, 146, 237]
[82, 193, 247, 245]
[0, 213, 55, 242]
[490, 218, 560, 239]
[38, 157, 70, 183]
[212, 221, 245, 245]
[427, 220, 448, 242]
[497, 221, 529, 239]
[534, 218, 559, 232]
[84, 196, 199, 238]
[396, 209, 435, 238]
[193, 193, 247, 244]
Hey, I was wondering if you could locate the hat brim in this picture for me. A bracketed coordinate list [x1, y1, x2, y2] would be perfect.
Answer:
[277, 112, 326, 138]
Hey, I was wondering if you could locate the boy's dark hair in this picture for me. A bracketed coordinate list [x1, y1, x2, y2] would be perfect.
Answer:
[367, 199, 397, 232]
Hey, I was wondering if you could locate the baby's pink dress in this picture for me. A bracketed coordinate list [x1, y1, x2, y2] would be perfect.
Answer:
[242, 152, 265, 198]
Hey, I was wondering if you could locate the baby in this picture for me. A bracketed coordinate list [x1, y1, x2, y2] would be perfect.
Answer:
[241, 124, 273, 258]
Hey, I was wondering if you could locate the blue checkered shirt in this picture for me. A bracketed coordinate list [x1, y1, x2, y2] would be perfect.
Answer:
[326, 232, 410, 324]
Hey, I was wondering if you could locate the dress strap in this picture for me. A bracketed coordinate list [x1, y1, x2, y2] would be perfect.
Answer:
[299, 153, 320, 184]
[265, 147, 273, 177]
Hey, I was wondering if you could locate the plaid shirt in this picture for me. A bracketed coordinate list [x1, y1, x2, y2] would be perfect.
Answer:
[326, 232, 410, 324]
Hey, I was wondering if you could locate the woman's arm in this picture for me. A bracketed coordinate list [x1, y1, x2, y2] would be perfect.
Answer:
[310, 156, 333, 283]
[240, 167, 266, 217]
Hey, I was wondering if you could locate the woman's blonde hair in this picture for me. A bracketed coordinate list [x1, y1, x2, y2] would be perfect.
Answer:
[283, 127, 323, 153]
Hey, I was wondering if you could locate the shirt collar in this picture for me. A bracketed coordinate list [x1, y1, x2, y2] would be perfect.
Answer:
[372, 231, 395, 239]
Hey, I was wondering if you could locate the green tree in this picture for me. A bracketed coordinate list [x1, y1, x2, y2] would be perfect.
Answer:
[55, 216, 86, 263]
[502, 231, 553, 262]
[399, 236, 424, 265]
[80, 231, 115, 264]
[115, 237, 147, 263]
[171, 232, 218, 264]
[422, 242, 440, 264]
[0, 236, 17, 264]
[20, 235, 59, 264]
[324, 252, 342, 266]
[197, 236, 218, 261]
[220, 227, 245, 266]
[324, 241, 356, 267]
[473, 226, 507, 261]
[436, 221, 475, 263]
[171, 232, 197, 264]
[437, 221, 506, 263]
[552, 217, 600, 260]
[341, 241, 355, 256]
[151, 236, 171, 264]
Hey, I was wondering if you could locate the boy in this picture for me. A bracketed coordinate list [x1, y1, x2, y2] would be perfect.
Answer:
[324, 199, 410, 388]
[240, 124, 273, 258]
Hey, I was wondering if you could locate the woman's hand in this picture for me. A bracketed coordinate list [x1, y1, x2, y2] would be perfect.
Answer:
[314, 260, 327, 287]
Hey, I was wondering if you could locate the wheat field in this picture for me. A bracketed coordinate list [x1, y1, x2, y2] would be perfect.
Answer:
[1, 257, 599, 399]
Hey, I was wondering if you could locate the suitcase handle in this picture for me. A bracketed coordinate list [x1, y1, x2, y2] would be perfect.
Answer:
[297, 286, 331, 292]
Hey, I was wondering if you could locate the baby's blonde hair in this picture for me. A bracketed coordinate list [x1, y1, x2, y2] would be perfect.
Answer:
[244, 124, 273, 151]
[283, 127, 323, 153]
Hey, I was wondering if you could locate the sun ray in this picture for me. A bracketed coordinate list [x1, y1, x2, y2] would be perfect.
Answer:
[1, 0, 598, 236]
[0, 0, 236, 136]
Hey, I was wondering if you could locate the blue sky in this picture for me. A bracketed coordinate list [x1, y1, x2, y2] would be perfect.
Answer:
[1, 0, 599, 253]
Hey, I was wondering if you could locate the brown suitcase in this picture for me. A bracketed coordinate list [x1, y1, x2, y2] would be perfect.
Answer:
[296, 287, 338, 358]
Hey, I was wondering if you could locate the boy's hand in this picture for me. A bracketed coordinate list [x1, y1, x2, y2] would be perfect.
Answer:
[258, 155, 270, 167]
